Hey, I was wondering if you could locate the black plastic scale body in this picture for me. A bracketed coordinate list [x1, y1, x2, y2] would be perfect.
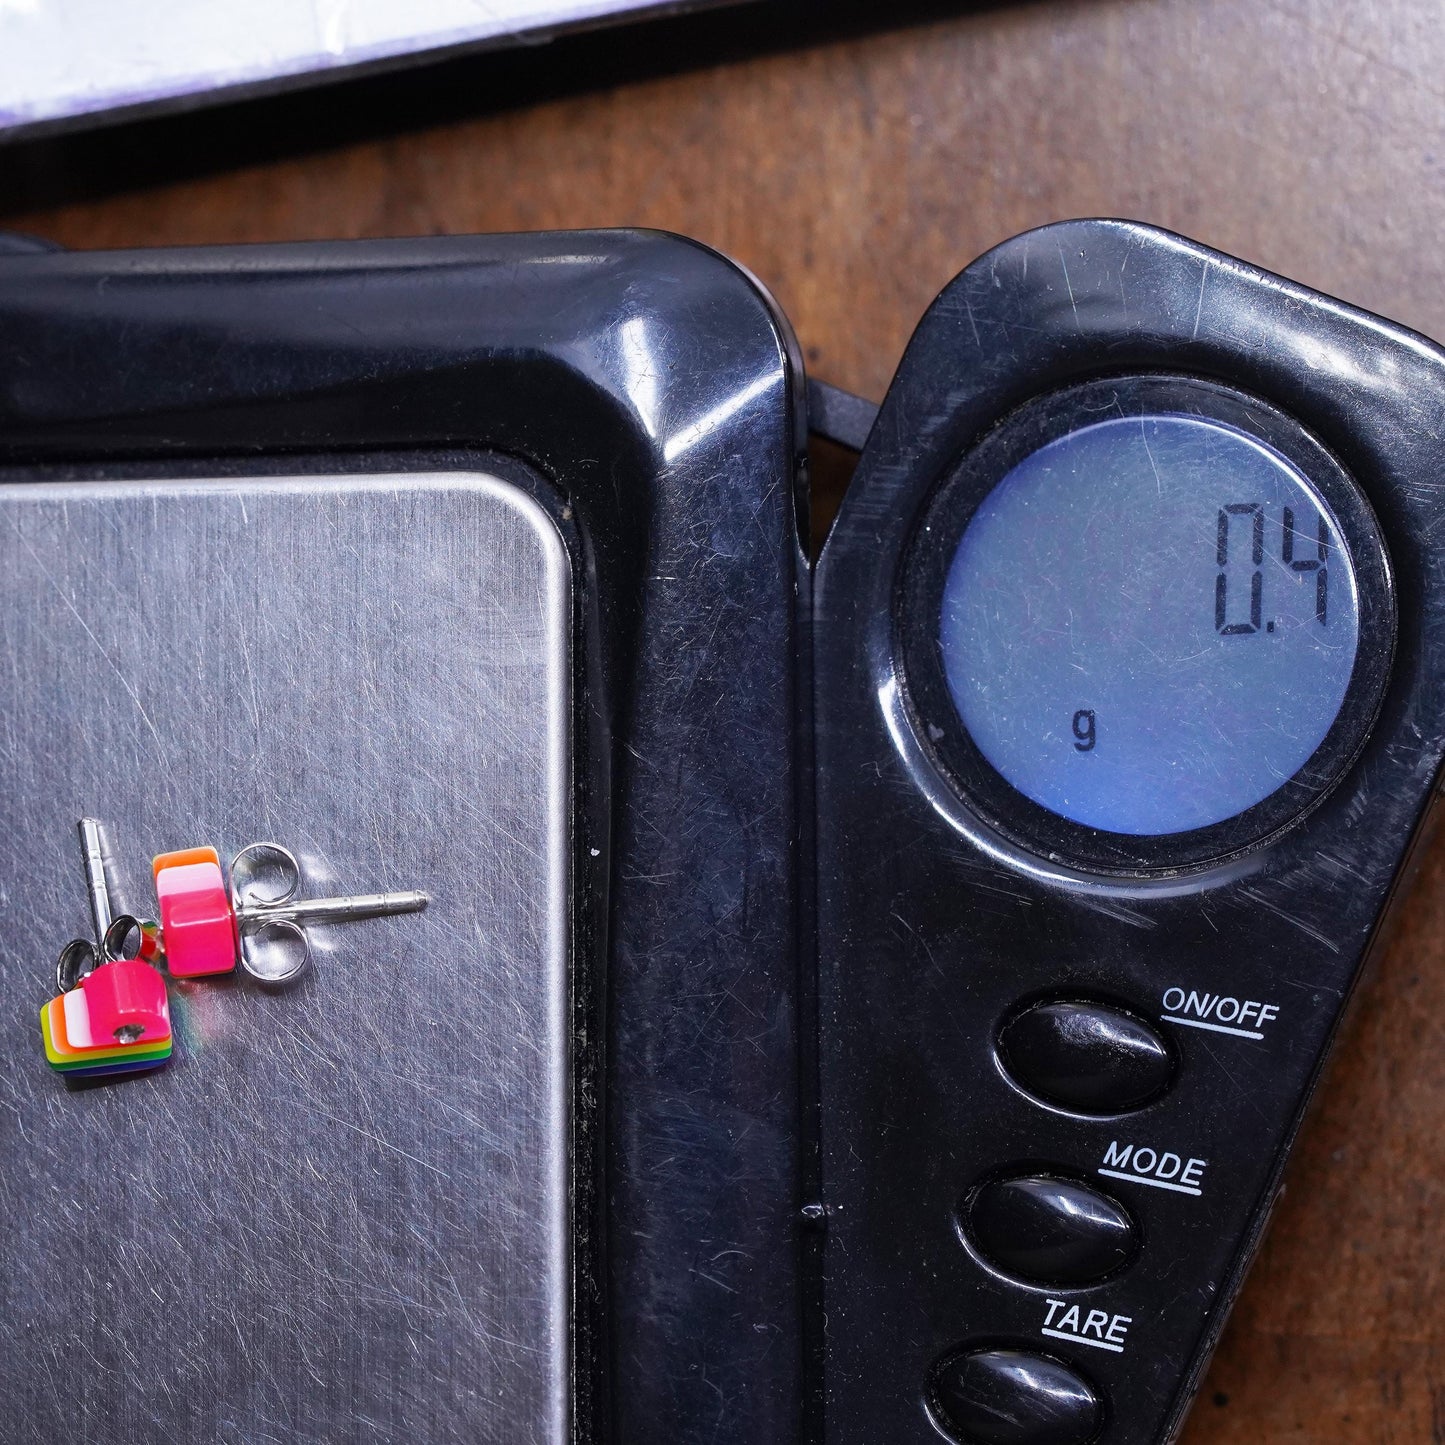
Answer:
[0, 230, 808, 1445]
[815, 220, 1445, 1444]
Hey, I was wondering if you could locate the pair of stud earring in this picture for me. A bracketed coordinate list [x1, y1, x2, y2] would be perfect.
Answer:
[41, 818, 428, 1079]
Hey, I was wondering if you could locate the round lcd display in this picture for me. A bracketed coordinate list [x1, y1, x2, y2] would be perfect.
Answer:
[940, 413, 1357, 835]
[903, 377, 1394, 870]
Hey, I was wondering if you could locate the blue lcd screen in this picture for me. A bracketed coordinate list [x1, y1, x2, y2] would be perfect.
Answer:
[939, 413, 1361, 836]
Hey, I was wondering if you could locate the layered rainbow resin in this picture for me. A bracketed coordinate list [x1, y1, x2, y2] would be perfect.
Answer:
[41, 960, 173, 1079]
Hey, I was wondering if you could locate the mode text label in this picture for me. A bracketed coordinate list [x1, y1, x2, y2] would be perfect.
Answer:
[1098, 1140, 1208, 1197]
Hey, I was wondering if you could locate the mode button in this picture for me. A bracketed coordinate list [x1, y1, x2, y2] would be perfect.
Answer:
[966, 1174, 1137, 1285]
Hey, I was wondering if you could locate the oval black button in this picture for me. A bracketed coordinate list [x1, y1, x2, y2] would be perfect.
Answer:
[998, 1000, 1173, 1114]
[967, 1175, 1137, 1285]
[930, 1348, 1101, 1445]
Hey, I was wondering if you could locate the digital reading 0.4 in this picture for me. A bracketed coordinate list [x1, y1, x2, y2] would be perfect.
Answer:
[937, 411, 1360, 838]
[1216, 501, 1330, 635]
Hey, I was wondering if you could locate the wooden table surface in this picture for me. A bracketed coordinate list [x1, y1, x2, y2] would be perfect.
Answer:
[5, 0, 1444, 1438]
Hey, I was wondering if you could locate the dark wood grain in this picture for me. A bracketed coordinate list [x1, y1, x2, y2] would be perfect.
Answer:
[8, 0, 1445, 1437]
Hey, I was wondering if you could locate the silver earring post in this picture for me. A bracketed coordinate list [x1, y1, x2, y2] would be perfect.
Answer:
[77, 817, 113, 944]
[55, 818, 114, 993]
[227, 842, 428, 982]
[56, 820, 158, 992]
[238, 889, 430, 927]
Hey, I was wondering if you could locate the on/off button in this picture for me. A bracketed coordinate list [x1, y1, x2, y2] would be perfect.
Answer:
[997, 999, 1175, 1115]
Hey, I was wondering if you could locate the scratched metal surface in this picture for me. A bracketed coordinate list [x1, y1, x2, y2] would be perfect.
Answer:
[0, 471, 572, 1444]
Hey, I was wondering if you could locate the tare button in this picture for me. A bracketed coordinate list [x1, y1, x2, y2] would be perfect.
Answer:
[1097, 1140, 1208, 1197]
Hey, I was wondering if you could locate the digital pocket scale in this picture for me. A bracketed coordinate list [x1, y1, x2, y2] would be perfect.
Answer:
[4, 218, 1445, 1445]
[816, 218, 1445, 1445]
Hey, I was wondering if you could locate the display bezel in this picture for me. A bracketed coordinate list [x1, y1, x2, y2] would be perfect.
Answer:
[897, 373, 1396, 875]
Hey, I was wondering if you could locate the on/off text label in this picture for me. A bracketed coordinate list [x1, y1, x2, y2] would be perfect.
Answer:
[1161, 986, 1280, 1040]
